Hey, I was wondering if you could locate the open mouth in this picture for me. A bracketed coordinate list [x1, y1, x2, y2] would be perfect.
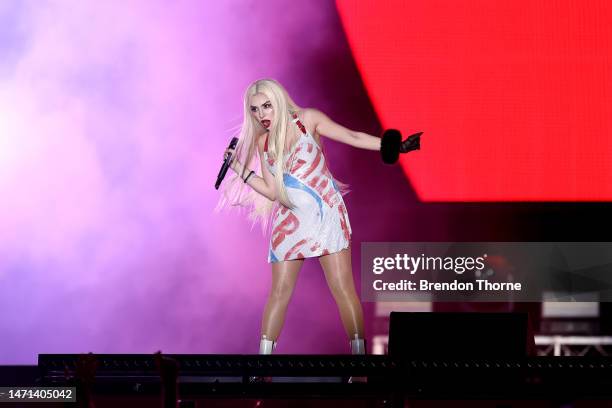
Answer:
[261, 120, 271, 128]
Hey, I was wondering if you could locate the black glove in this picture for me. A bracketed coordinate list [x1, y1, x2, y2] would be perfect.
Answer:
[381, 130, 423, 164]
[400, 132, 422, 153]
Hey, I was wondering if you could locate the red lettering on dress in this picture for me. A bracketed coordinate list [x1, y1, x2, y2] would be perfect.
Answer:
[307, 176, 320, 189]
[307, 177, 338, 208]
[290, 159, 307, 173]
[285, 145, 302, 169]
[322, 188, 337, 206]
[302, 149, 322, 178]
[338, 204, 351, 242]
[271, 211, 300, 250]
[327, 194, 340, 207]
[312, 178, 328, 195]
[285, 239, 307, 260]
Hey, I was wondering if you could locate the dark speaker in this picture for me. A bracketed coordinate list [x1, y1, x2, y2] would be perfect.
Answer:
[388, 312, 529, 359]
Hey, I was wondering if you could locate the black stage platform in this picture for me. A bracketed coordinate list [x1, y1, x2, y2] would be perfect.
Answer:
[1, 354, 612, 407]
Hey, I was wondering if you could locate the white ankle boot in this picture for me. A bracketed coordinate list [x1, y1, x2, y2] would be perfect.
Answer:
[349, 335, 367, 383]
[253, 335, 277, 384]
[259, 335, 277, 355]
[350, 335, 366, 355]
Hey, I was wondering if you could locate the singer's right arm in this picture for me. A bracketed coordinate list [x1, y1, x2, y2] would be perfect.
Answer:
[230, 135, 276, 201]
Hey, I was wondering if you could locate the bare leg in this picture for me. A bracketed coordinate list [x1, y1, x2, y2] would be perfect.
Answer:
[319, 247, 364, 339]
[260, 258, 304, 342]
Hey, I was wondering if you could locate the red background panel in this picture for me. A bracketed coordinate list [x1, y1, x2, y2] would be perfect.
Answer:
[336, 0, 612, 201]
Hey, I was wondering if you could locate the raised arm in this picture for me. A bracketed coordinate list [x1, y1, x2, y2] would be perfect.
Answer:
[308, 108, 381, 151]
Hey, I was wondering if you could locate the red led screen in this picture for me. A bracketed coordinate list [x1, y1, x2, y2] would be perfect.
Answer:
[336, 0, 612, 201]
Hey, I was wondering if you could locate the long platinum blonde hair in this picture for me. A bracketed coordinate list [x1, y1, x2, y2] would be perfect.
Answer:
[216, 79, 301, 231]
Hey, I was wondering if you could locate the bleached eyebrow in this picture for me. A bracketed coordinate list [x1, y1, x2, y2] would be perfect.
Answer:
[250, 101, 271, 109]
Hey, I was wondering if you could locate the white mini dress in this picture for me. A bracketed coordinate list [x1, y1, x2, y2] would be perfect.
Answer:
[263, 114, 352, 263]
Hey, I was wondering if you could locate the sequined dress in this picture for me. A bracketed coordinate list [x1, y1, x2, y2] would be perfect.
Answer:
[263, 113, 351, 263]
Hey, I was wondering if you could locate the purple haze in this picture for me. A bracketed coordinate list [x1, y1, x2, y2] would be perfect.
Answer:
[0, 0, 420, 363]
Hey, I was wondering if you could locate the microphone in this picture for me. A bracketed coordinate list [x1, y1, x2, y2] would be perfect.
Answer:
[215, 137, 239, 190]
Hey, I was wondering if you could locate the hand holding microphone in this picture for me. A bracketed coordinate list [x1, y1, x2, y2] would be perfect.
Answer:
[215, 137, 239, 189]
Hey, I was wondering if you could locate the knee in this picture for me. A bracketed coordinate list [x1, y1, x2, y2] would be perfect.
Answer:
[330, 282, 356, 301]
[269, 284, 293, 305]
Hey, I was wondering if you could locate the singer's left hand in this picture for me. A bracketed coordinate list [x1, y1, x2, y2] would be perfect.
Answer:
[399, 132, 422, 153]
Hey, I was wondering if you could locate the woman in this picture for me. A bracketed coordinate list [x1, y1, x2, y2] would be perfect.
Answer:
[218, 78, 420, 355]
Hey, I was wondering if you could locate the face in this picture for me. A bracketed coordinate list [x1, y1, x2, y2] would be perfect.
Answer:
[249, 93, 274, 131]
